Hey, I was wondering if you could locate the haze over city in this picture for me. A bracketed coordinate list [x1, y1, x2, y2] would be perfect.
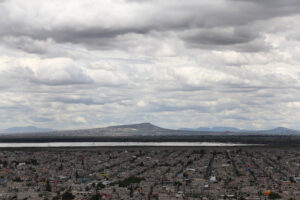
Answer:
[1, 0, 300, 130]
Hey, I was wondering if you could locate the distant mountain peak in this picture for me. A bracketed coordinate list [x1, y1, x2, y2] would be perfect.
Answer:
[2, 123, 300, 137]
[0, 126, 54, 134]
[273, 127, 291, 130]
[263, 126, 300, 134]
[109, 122, 162, 130]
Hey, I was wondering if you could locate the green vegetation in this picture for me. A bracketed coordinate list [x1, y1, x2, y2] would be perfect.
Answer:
[118, 176, 145, 187]
[46, 180, 51, 192]
[269, 192, 281, 199]
[62, 191, 75, 200]
[90, 194, 101, 200]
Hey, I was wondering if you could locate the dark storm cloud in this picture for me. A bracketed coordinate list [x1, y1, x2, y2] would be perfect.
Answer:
[184, 27, 259, 46]
[9, 27, 150, 50]
[1, 0, 300, 52]
[181, 26, 270, 52]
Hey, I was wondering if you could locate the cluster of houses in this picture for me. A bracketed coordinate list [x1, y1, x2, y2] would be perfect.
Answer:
[0, 147, 300, 199]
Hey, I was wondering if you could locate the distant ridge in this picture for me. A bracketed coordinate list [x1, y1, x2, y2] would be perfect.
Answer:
[1, 123, 300, 138]
[180, 126, 300, 135]
[180, 126, 242, 132]
[0, 126, 54, 134]
[249, 127, 300, 135]
[0, 123, 173, 137]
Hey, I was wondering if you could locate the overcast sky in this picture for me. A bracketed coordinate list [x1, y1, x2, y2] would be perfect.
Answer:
[1, 0, 300, 130]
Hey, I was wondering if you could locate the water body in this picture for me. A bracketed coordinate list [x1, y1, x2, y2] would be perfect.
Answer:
[0, 142, 259, 148]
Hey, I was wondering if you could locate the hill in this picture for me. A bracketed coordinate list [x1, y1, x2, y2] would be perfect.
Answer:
[0, 123, 300, 139]
[0, 126, 54, 134]
[246, 127, 300, 135]
[180, 126, 242, 132]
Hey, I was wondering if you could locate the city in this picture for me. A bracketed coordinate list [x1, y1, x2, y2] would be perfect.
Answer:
[0, 147, 299, 199]
[1, 0, 300, 199]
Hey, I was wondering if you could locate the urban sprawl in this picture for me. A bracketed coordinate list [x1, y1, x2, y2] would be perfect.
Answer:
[0, 147, 300, 199]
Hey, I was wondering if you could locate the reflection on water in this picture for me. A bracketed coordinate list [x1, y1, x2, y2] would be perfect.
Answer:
[0, 142, 259, 148]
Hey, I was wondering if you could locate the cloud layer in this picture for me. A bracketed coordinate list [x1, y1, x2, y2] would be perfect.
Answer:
[0, 0, 300, 130]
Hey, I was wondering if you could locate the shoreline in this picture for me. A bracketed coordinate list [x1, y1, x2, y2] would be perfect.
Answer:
[0, 141, 263, 148]
[0, 145, 298, 152]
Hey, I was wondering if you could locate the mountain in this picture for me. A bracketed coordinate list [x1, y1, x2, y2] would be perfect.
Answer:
[248, 127, 300, 135]
[180, 126, 300, 135]
[0, 126, 54, 134]
[1, 123, 300, 138]
[180, 127, 242, 132]
[109, 122, 164, 131]
[0, 123, 179, 137]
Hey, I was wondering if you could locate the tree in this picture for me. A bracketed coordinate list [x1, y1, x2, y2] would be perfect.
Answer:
[3, 160, 8, 168]
[97, 182, 105, 189]
[62, 191, 75, 200]
[59, 163, 63, 170]
[90, 194, 101, 200]
[269, 192, 281, 199]
[14, 176, 22, 182]
[289, 176, 296, 183]
[75, 171, 79, 179]
[118, 176, 145, 187]
[46, 180, 51, 192]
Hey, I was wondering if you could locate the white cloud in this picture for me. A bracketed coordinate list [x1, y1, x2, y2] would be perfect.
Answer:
[0, 0, 300, 130]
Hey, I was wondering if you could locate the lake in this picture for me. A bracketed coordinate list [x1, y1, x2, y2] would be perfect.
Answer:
[0, 142, 259, 148]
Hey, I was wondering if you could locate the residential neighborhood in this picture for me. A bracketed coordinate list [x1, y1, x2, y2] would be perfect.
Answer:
[0, 147, 300, 199]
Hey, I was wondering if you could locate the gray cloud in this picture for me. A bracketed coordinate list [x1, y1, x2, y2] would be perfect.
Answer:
[181, 26, 270, 52]
[5, 65, 94, 86]
[1, 0, 300, 51]
[31, 67, 94, 86]
[29, 116, 54, 123]
[184, 27, 259, 46]
[2, 36, 50, 55]
[0, 0, 300, 130]
[50, 96, 129, 106]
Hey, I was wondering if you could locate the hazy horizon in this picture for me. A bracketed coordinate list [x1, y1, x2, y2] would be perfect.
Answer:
[1, 0, 300, 130]
[1, 122, 299, 134]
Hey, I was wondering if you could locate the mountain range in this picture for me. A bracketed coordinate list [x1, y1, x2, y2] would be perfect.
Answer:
[0, 126, 54, 134]
[180, 126, 300, 135]
[0, 123, 300, 137]
[180, 127, 243, 132]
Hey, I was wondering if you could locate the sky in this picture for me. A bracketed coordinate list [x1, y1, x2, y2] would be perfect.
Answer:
[0, 0, 300, 130]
